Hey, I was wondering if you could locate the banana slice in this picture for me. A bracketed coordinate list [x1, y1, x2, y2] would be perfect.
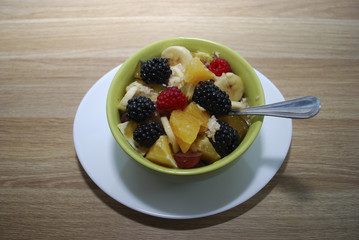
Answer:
[118, 81, 159, 111]
[118, 86, 138, 111]
[193, 51, 214, 65]
[231, 98, 249, 109]
[128, 80, 159, 101]
[161, 46, 193, 67]
[214, 72, 244, 101]
[160, 116, 180, 153]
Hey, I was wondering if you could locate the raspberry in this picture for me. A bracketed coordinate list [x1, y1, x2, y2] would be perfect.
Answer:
[208, 58, 232, 76]
[192, 81, 231, 116]
[140, 57, 172, 85]
[126, 96, 155, 123]
[210, 120, 240, 157]
[133, 121, 164, 147]
[156, 86, 187, 112]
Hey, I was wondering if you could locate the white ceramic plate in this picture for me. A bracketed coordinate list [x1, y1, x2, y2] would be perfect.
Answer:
[73, 65, 292, 219]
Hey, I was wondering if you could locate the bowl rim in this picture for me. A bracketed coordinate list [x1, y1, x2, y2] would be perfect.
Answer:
[106, 37, 265, 176]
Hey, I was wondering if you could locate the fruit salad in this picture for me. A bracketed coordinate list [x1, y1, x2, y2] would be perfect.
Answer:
[117, 46, 250, 169]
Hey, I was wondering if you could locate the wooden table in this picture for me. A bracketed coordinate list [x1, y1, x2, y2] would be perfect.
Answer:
[1, 1, 358, 239]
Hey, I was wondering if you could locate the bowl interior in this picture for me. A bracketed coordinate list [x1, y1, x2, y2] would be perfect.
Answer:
[107, 37, 265, 176]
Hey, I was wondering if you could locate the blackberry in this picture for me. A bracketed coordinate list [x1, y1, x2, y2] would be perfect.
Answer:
[192, 81, 231, 116]
[210, 120, 240, 158]
[126, 96, 155, 122]
[140, 57, 172, 84]
[133, 121, 164, 147]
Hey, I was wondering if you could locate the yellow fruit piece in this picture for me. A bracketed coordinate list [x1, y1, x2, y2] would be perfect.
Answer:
[219, 115, 249, 141]
[180, 83, 195, 101]
[183, 102, 210, 133]
[118, 121, 148, 156]
[160, 116, 180, 153]
[175, 137, 192, 154]
[146, 136, 178, 168]
[214, 72, 244, 101]
[184, 57, 215, 86]
[169, 110, 201, 153]
[118, 121, 138, 139]
[191, 134, 220, 163]
[193, 51, 214, 64]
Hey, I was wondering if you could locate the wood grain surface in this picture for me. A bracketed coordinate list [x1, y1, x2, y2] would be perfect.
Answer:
[1, 0, 358, 239]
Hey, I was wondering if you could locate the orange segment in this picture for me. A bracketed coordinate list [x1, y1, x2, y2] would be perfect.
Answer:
[184, 57, 215, 86]
[175, 137, 192, 154]
[183, 102, 210, 133]
[190, 134, 220, 163]
[169, 110, 201, 153]
[146, 136, 178, 168]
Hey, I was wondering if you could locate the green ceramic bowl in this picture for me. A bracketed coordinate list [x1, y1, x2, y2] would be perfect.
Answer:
[107, 37, 265, 176]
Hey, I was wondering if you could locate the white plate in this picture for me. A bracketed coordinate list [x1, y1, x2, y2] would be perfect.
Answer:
[73, 65, 292, 219]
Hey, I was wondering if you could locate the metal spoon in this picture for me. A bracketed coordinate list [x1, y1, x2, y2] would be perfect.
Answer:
[229, 96, 321, 119]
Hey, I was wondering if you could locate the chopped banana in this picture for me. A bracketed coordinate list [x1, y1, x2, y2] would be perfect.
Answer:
[127, 81, 158, 101]
[193, 51, 214, 65]
[214, 72, 244, 101]
[161, 46, 193, 67]
[118, 81, 159, 111]
[231, 98, 249, 109]
[160, 116, 180, 153]
[118, 86, 138, 111]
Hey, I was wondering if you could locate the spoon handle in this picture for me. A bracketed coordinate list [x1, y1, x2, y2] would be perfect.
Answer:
[229, 96, 321, 119]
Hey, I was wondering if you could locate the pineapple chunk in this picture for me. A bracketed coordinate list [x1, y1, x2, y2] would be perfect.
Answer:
[184, 57, 215, 86]
[118, 121, 148, 156]
[183, 102, 210, 133]
[169, 110, 201, 153]
[146, 136, 178, 168]
[191, 134, 220, 163]
[193, 51, 214, 65]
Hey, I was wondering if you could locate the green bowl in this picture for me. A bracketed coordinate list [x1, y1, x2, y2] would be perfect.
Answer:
[107, 37, 265, 176]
